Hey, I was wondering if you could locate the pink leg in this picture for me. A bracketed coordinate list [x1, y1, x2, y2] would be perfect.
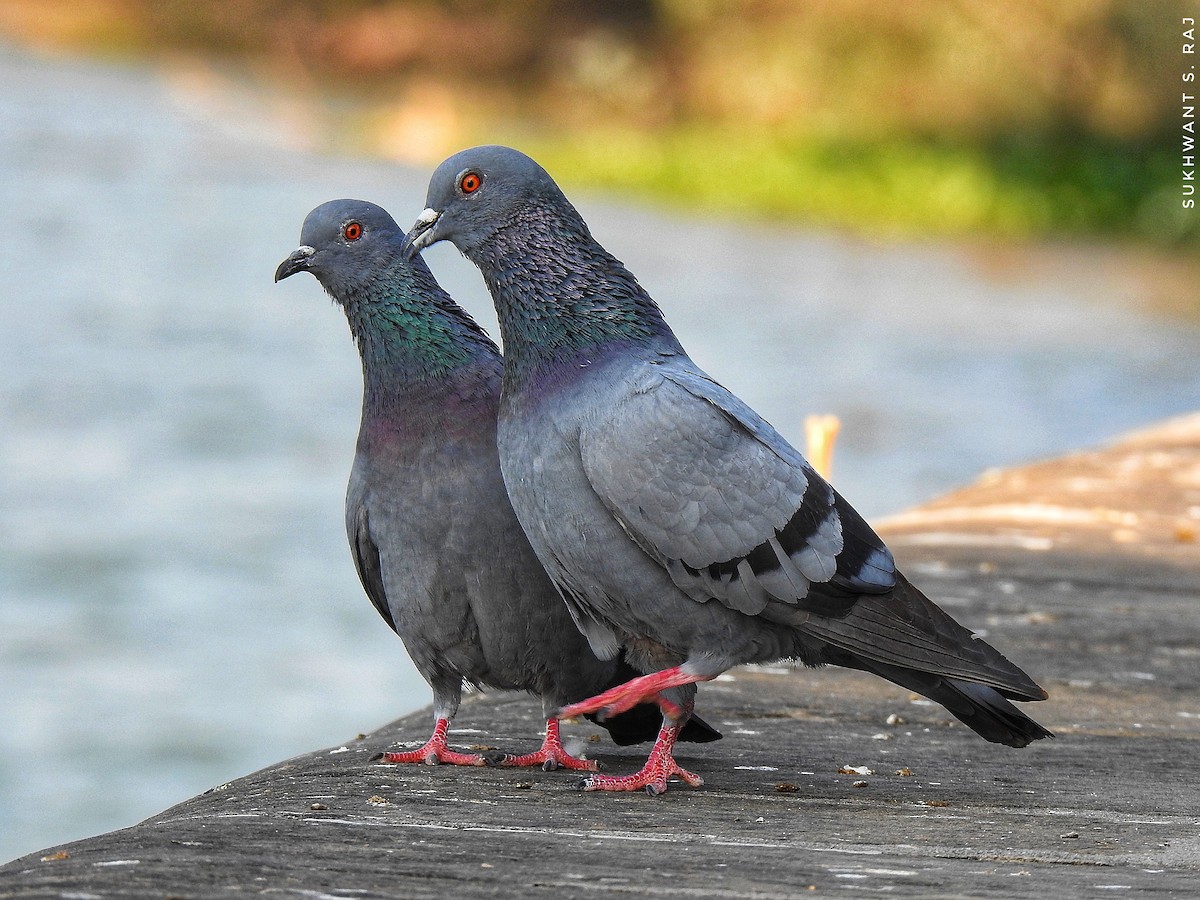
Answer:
[555, 665, 710, 721]
[373, 717, 488, 766]
[576, 723, 704, 796]
[496, 718, 599, 772]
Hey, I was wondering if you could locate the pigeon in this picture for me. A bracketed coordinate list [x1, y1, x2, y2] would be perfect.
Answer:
[403, 147, 1053, 794]
[274, 199, 720, 771]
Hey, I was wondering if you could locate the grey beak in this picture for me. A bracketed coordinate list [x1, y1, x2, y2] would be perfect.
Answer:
[401, 208, 442, 258]
[274, 245, 316, 282]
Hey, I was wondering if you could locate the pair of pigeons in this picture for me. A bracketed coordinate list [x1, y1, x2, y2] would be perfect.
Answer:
[275, 146, 1051, 795]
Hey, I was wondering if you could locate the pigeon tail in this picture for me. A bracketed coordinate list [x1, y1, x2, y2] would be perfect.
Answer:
[803, 571, 1048, 702]
[556, 665, 713, 722]
[593, 702, 723, 746]
[826, 652, 1054, 747]
[938, 678, 1055, 747]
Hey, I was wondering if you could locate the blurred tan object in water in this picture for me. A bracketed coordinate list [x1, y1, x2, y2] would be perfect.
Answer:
[805, 414, 840, 480]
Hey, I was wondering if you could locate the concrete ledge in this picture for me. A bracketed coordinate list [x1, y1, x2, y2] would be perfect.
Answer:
[4, 415, 1199, 897]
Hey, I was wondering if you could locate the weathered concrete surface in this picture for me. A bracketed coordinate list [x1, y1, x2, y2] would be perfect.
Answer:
[3, 414, 1199, 898]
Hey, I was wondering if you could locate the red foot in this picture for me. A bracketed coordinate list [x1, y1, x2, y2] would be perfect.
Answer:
[555, 666, 707, 722]
[373, 717, 487, 767]
[497, 718, 599, 772]
[576, 724, 704, 796]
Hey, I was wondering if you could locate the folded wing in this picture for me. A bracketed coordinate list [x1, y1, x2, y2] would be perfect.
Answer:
[580, 361, 895, 620]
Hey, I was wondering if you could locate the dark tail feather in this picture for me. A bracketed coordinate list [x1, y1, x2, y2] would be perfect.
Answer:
[677, 712, 723, 744]
[802, 572, 1048, 701]
[591, 703, 722, 746]
[832, 651, 1053, 747]
[588, 655, 722, 745]
[938, 678, 1055, 747]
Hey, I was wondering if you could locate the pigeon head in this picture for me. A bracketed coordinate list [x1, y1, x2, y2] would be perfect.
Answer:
[276, 199, 407, 298]
[404, 145, 568, 258]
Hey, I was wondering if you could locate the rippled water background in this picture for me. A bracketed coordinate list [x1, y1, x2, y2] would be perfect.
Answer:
[2, 44, 1198, 863]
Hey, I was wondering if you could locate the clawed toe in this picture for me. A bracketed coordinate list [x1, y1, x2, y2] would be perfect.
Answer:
[570, 722, 704, 795]
[495, 718, 599, 772]
[372, 718, 488, 767]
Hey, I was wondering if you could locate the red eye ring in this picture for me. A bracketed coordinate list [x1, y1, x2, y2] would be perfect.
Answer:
[459, 171, 482, 194]
[343, 221, 363, 241]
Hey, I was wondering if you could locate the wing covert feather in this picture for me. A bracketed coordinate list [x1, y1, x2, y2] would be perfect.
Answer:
[579, 362, 895, 616]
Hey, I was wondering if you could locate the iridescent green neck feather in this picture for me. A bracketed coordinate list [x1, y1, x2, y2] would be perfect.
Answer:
[336, 257, 501, 418]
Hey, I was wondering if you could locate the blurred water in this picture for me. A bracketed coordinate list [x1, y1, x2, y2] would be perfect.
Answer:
[1, 44, 1198, 864]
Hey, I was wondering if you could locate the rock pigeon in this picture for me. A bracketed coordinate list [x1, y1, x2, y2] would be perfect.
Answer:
[275, 199, 720, 771]
[403, 147, 1053, 794]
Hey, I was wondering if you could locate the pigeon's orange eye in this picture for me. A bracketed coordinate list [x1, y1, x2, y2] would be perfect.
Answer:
[343, 222, 363, 241]
[459, 172, 482, 194]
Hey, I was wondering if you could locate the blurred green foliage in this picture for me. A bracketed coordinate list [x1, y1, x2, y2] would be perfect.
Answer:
[1, 0, 1192, 242]
[516, 128, 1182, 242]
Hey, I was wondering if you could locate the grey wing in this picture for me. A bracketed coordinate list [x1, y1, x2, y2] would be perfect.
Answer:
[348, 502, 399, 634]
[579, 362, 895, 619]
